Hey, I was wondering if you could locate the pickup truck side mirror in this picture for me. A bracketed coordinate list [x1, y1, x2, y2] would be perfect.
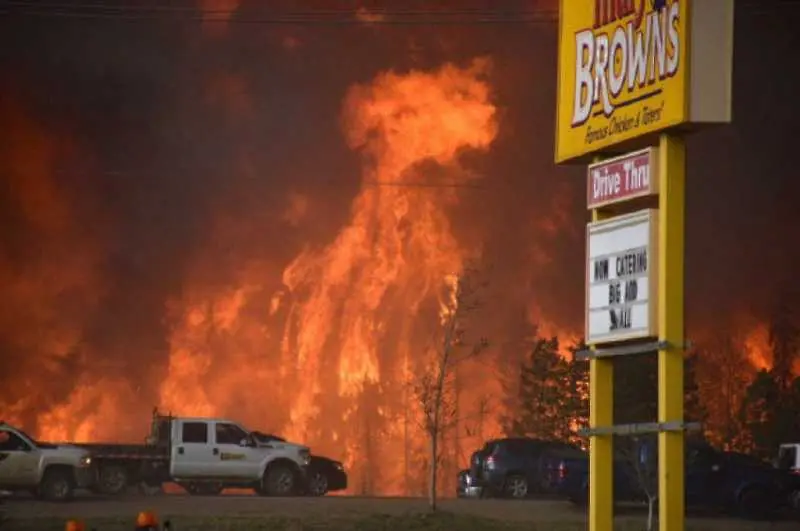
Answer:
[239, 438, 249, 447]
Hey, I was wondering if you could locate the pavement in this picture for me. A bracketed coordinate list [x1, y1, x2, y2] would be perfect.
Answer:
[3, 493, 586, 522]
[2, 492, 799, 530]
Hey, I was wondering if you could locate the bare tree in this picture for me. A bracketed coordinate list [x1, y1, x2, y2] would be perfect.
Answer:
[414, 268, 488, 511]
[620, 435, 659, 531]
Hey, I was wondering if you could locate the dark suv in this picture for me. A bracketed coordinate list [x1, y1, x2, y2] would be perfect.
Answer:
[468, 437, 585, 499]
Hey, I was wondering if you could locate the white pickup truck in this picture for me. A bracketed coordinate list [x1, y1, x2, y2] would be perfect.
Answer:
[777, 443, 800, 510]
[0, 422, 95, 501]
[76, 410, 312, 496]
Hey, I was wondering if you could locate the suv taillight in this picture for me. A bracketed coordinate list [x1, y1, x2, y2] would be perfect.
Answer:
[558, 461, 567, 479]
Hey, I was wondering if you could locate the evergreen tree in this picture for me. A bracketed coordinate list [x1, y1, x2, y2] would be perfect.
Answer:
[692, 334, 752, 451]
[614, 355, 657, 425]
[738, 298, 800, 458]
[508, 336, 571, 441]
[739, 370, 800, 458]
[684, 350, 708, 426]
[768, 291, 800, 392]
[613, 350, 706, 428]
[565, 339, 589, 447]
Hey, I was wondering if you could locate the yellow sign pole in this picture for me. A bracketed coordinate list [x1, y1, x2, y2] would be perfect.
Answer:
[589, 206, 613, 531]
[657, 133, 686, 531]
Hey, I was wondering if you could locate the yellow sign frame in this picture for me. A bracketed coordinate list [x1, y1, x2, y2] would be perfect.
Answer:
[556, 4, 733, 531]
[555, 0, 690, 163]
[556, 0, 734, 164]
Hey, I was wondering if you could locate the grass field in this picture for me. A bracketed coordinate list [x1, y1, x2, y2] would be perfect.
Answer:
[3, 496, 797, 531]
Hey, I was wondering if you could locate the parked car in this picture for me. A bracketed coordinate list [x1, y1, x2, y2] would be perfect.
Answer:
[305, 455, 347, 496]
[467, 437, 585, 499]
[456, 469, 482, 498]
[555, 436, 798, 520]
[250, 432, 347, 496]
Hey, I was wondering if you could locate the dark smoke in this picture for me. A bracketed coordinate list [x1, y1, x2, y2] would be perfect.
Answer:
[0, 1, 798, 440]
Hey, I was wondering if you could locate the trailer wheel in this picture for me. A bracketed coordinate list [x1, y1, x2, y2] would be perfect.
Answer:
[39, 468, 75, 502]
[98, 464, 129, 495]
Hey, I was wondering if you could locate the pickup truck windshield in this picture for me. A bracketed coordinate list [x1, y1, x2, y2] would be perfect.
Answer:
[251, 431, 286, 443]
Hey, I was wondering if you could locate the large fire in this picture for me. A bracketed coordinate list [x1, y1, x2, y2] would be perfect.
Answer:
[155, 58, 501, 494]
[1, 3, 797, 497]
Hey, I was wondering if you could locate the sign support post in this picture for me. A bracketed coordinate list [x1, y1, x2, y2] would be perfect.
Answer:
[554, 3, 733, 531]
[657, 133, 686, 531]
[589, 206, 613, 531]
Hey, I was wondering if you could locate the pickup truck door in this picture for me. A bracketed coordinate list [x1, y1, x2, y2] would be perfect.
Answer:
[170, 420, 215, 478]
[209, 422, 262, 480]
[0, 431, 40, 486]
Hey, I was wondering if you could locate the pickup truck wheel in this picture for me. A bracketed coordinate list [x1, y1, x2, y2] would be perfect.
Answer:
[307, 471, 328, 496]
[98, 464, 128, 495]
[738, 487, 773, 520]
[504, 475, 529, 499]
[264, 464, 296, 496]
[39, 469, 75, 502]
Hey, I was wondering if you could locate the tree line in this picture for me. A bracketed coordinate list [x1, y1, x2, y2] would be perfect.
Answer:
[503, 316, 800, 458]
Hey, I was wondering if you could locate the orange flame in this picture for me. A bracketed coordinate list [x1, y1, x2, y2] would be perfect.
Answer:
[157, 58, 498, 494]
[742, 322, 771, 371]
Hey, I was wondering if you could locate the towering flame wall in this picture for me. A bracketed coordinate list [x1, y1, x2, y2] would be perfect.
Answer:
[159, 59, 502, 494]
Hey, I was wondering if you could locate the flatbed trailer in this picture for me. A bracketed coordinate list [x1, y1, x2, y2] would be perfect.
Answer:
[72, 443, 169, 494]
[71, 409, 173, 494]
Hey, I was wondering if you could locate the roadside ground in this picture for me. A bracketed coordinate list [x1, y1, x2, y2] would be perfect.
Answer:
[2, 495, 797, 531]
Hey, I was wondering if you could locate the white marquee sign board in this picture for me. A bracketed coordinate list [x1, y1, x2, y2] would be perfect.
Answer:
[586, 209, 659, 345]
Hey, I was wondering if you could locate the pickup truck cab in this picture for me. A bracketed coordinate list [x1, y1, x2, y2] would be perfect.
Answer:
[0, 422, 94, 501]
[158, 416, 311, 496]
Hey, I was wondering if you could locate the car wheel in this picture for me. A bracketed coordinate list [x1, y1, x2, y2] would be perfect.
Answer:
[264, 464, 296, 496]
[504, 475, 529, 499]
[98, 464, 128, 495]
[39, 469, 75, 502]
[307, 471, 329, 496]
[738, 486, 774, 520]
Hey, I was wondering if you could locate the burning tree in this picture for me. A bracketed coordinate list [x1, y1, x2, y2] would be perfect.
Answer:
[413, 266, 488, 511]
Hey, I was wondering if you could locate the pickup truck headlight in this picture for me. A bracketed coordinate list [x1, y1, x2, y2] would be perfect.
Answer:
[299, 449, 311, 466]
[79, 455, 92, 467]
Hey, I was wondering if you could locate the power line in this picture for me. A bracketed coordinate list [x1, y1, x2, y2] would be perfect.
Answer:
[0, 1, 558, 25]
[1, 1, 551, 14]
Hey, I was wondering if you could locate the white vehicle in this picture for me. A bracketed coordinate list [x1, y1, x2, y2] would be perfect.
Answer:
[76, 410, 312, 496]
[0, 422, 95, 501]
[777, 443, 800, 510]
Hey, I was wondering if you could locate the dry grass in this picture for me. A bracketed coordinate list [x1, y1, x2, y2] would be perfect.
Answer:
[2, 496, 797, 531]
